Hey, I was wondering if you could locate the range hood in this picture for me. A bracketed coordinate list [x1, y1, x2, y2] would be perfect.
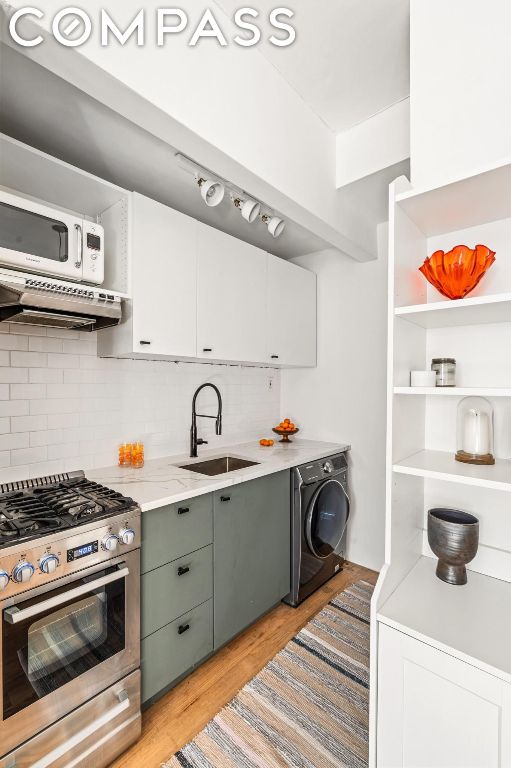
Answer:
[0, 277, 122, 331]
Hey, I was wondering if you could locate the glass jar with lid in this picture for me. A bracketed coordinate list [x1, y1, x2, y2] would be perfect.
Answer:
[431, 358, 456, 387]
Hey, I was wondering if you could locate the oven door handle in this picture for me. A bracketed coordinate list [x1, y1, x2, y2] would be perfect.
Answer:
[30, 689, 130, 768]
[3, 565, 130, 625]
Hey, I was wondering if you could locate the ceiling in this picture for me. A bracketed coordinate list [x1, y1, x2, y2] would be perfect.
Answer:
[0, 44, 330, 260]
[216, 0, 410, 133]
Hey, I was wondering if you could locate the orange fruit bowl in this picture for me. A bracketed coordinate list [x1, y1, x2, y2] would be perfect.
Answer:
[272, 426, 299, 443]
[419, 244, 495, 300]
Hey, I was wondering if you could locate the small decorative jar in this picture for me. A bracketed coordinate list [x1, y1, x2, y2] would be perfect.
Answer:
[431, 358, 456, 387]
[455, 396, 495, 465]
[131, 442, 145, 468]
[118, 443, 132, 467]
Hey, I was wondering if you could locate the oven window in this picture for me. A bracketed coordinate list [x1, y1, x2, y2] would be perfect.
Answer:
[2, 565, 125, 720]
[0, 202, 69, 262]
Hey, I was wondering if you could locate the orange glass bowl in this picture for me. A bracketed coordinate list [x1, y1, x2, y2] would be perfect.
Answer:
[419, 244, 496, 300]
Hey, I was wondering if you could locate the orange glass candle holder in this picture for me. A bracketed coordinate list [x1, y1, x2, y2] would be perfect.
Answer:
[118, 443, 132, 467]
[419, 244, 495, 300]
[131, 442, 145, 468]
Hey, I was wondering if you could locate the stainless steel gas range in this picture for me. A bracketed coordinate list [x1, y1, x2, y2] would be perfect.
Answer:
[0, 470, 141, 768]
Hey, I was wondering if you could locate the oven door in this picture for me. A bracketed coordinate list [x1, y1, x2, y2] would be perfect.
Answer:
[0, 191, 84, 283]
[0, 549, 139, 757]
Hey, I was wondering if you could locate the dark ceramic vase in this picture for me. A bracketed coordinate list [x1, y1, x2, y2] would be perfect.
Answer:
[427, 508, 479, 585]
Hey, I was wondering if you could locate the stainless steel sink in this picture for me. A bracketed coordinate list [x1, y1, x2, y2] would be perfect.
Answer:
[179, 456, 259, 476]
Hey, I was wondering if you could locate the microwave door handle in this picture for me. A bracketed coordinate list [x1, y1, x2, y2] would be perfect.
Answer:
[74, 222, 83, 269]
[3, 566, 129, 625]
[30, 689, 130, 768]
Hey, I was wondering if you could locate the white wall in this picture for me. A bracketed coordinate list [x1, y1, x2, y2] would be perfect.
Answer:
[280, 226, 388, 570]
[336, 99, 410, 188]
[410, 0, 511, 189]
[0, 323, 280, 484]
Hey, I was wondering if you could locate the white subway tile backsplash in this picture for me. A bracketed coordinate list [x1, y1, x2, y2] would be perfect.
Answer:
[0, 401, 29, 417]
[0, 432, 29, 451]
[11, 351, 47, 367]
[10, 384, 46, 399]
[0, 326, 280, 482]
[0, 368, 29, 384]
[11, 415, 48, 433]
[29, 336, 64, 353]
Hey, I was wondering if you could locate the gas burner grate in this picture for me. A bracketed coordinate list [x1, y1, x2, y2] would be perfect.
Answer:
[0, 471, 136, 549]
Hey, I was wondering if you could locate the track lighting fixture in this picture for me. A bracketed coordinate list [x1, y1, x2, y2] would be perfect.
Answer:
[261, 213, 286, 238]
[196, 175, 225, 207]
[176, 153, 286, 236]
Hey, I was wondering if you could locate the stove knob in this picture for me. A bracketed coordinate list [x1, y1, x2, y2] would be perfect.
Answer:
[12, 562, 35, 584]
[0, 571, 9, 591]
[40, 554, 60, 575]
[323, 461, 334, 474]
[101, 534, 119, 552]
[119, 527, 135, 546]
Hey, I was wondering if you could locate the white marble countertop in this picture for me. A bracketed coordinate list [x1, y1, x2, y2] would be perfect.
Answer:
[89, 439, 350, 512]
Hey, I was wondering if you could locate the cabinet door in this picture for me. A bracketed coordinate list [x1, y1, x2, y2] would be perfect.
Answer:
[197, 223, 267, 363]
[213, 471, 291, 649]
[131, 193, 197, 357]
[377, 623, 511, 768]
[267, 254, 316, 367]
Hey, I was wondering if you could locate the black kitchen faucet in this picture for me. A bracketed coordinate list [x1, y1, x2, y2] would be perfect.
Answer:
[190, 383, 223, 457]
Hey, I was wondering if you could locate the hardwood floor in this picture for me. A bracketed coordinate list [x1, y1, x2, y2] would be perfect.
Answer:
[110, 561, 378, 768]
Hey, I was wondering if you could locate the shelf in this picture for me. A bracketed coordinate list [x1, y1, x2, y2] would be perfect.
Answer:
[395, 156, 511, 236]
[393, 449, 511, 492]
[378, 556, 511, 684]
[395, 293, 511, 328]
[394, 387, 511, 397]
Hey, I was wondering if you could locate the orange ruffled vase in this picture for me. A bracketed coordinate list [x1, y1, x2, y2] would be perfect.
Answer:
[419, 244, 496, 300]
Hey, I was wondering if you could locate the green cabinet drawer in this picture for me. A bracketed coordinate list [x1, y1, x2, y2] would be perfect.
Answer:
[141, 544, 213, 639]
[141, 493, 213, 574]
[141, 598, 213, 704]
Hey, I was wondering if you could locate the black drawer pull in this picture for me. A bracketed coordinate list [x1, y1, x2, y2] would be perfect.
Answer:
[271, 354, 279, 359]
[177, 566, 190, 576]
[178, 623, 190, 635]
[203, 348, 212, 352]
[177, 507, 190, 515]
[139, 340, 151, 345]
[220, 495, 231, 503]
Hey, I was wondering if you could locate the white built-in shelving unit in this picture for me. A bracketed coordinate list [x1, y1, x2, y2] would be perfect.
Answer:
[370, 160, 511, 767]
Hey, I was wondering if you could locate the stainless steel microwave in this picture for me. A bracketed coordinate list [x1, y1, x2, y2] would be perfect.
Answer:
[0, 190, 104, 285]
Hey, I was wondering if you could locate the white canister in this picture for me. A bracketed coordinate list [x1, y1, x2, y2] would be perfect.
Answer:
[410, 370, 437, 387]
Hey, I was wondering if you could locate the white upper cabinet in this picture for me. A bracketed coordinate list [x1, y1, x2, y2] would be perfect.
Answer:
[267, 254, 316, 367]
[131, 194, 197, 357]
[99, 193, 317, 367]
[196, 223, 267, 364]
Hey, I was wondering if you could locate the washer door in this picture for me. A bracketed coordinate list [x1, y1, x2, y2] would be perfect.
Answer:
[305, 479, 350, 560]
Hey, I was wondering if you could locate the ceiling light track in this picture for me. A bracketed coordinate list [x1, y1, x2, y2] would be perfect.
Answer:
[175, 152, 286, 237]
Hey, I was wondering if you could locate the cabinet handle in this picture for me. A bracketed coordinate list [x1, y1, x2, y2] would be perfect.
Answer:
[178, 623, 190, 635]
[177, 507, 190, 515]
[203, 348, 212, 352]
[177, 566, 190, 577]
[220, 495, 231, 503]
[271, 354, 279, 359]
[139, 340, 151, 345]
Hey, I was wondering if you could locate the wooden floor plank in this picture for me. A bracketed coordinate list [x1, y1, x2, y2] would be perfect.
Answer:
[110, 561, 378, 768]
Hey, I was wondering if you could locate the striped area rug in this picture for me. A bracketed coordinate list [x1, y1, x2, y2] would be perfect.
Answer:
[164, 580, 373, 768]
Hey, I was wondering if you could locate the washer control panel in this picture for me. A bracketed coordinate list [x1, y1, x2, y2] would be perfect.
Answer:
[297, 452, 348, 485]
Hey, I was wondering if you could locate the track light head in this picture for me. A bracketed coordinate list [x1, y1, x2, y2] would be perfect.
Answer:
[261, 214, 286, 238]
[197, 176, 225, 207]
[232, 196, 261, 224]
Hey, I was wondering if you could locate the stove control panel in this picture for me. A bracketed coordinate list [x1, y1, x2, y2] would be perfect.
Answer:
[0, 509, 140, 599]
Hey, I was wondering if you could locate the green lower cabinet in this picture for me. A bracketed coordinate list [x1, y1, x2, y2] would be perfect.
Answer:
[213, 470, 291, 650]
[141, 544, 213, 639]
[141, 598, 213, 704]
